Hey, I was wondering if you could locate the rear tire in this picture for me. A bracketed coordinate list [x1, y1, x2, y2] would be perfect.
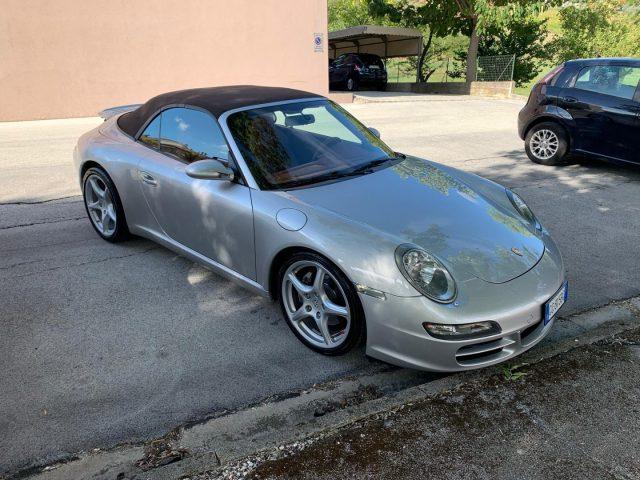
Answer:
[278, 252, 365, 356]
[82, 166, 130, 242]
[525, 122, 569, 166]
[346, 76, 358, 92]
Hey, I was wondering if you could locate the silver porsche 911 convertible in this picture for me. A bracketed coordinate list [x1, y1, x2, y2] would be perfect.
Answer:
[74, 85, 567, 372]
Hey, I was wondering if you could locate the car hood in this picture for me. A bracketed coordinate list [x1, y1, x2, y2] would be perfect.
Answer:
[287, 157, 545, 284]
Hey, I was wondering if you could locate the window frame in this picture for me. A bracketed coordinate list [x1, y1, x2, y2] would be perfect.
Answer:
[130, 104, 245, 184]
[570, 63, 640, 102]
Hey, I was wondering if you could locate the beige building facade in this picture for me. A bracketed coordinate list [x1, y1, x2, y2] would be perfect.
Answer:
[0, 0, 329, 121]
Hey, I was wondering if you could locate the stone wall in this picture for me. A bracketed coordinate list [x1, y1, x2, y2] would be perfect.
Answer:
[386, 81, 514, 98]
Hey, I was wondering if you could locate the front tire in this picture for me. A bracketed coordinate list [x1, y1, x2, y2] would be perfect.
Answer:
[82, 166, 130, 242]
[525, 122, 569, 166]
[278, 252, 365, 355]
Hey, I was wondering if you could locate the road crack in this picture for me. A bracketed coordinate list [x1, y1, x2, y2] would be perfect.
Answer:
[8, 246, 160, 278]
[0, 216, 85, 230]
[0, 195, 82, 206]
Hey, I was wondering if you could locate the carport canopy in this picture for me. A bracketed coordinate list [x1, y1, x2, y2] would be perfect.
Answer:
[328, 25, 423, 60]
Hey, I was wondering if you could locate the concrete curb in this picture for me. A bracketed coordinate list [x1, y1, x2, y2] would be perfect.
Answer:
[351, 93, 526, 105]
[20, 296, 640, 480]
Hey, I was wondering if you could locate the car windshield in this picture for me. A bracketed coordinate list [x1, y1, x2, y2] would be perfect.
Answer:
[226, 99, 397, 189]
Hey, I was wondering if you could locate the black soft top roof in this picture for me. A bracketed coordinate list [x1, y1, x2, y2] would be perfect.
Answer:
[118, 85, 322, 138]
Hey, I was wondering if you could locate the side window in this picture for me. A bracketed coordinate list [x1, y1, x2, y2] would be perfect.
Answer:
[574, 65, 640, 100]
[333, 54, 347, 67]
[159, 107, 230, 163]
[139, 114, 161, 149]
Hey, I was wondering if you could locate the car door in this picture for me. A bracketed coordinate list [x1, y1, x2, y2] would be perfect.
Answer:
[328, 57, 338, 86]
[558, 64, 640, 163]
[135, 107, 256, 280]
[329, 54, 348, 86]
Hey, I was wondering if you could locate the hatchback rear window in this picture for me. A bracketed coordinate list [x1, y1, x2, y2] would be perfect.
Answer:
[359, 55, 384, 69]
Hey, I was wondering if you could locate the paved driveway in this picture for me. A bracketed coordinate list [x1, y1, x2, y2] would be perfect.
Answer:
[2, 97, 639, 474]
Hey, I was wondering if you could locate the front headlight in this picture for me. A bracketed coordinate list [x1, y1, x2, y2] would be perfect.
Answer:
[506, 189, 541, 231]
[395, 245, 456, 303]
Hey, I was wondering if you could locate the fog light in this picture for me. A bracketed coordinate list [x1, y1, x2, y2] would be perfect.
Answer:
[423, 321, 501, 340]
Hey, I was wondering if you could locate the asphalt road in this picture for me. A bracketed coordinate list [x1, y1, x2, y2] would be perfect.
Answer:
[2, 96, 640, 474]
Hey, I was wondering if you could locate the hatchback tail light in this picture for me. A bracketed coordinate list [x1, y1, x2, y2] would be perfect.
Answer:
[539, 65, 564, 85]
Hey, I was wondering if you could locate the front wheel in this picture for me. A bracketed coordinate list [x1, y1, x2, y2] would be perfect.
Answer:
[278, 252, 365, 355]
[525, 122, 569, 166]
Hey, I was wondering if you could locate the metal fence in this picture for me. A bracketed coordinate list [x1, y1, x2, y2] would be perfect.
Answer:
[476, 55, 515, 82]
[386, 54, 516, 84]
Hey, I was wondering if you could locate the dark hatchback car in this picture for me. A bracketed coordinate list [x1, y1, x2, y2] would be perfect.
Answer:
[518, 58, 640, 166]
[329, 53, 388, 91]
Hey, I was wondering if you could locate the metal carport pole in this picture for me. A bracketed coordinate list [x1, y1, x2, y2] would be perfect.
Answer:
[416, 34, 423, 83]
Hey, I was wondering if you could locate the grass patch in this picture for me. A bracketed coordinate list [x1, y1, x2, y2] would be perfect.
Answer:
[502, 363, 530, 381]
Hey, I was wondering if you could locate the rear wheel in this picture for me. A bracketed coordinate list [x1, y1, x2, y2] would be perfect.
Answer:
[346, 76, 358, 92]
[82, 167, 129, 242]
[278, 252, 364, 355]
[525, 122, 569, 166]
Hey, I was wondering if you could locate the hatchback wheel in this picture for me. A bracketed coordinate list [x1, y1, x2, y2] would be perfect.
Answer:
[82, 167, 129, 242]
[278, 253, 364, 355]
[346, 77, 358, 91]
[525, 122, 568, 166]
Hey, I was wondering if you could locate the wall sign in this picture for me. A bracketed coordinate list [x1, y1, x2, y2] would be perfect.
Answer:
[313, 33, 324, 52]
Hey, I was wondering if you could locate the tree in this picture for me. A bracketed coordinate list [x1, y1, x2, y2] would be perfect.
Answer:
[550, 0, 640, 62]
[367, 0, 463, 82]
[451, 1, 550, 83]
[328, 0, 374, 31]
[452, 10, 549, 85]
[367, 0, 550, 84]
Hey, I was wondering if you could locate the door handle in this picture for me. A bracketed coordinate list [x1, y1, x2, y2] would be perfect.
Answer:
[562, 96, 578, 103]
[139, 171, 157, 186]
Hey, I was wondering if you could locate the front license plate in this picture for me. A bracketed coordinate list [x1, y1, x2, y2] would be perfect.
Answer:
[544, 281, 568, 325]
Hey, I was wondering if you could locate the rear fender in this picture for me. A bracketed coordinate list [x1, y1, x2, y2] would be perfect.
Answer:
[523, 107, 575, 146]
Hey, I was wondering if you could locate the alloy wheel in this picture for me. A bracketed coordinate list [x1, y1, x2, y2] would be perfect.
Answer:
[347, 78, 354, 91]
[84, 174, 117, 236]
[530, 129, 559, 160]
[282, 260, 351, 349]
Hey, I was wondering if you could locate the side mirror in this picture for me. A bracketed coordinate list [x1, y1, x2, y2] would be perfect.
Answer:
[368, 127, 381, 139]
[185, 159, 235, 181]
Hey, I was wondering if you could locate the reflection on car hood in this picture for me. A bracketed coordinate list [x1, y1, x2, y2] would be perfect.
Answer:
[288, 156, 545, 284]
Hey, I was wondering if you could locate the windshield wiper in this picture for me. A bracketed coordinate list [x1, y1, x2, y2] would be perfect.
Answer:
[277, 168, 366, 190]
[349, 157, 394, 174]
[278, 155, 404, 190]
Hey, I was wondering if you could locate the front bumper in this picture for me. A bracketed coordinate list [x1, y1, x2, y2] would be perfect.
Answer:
[361, 247, 565, 372]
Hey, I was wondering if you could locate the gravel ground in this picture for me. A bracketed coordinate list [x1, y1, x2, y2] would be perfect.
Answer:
[216, 324, 640, 480]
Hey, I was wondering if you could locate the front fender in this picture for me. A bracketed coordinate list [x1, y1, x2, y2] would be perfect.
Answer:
[251, 189, 419, 297]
